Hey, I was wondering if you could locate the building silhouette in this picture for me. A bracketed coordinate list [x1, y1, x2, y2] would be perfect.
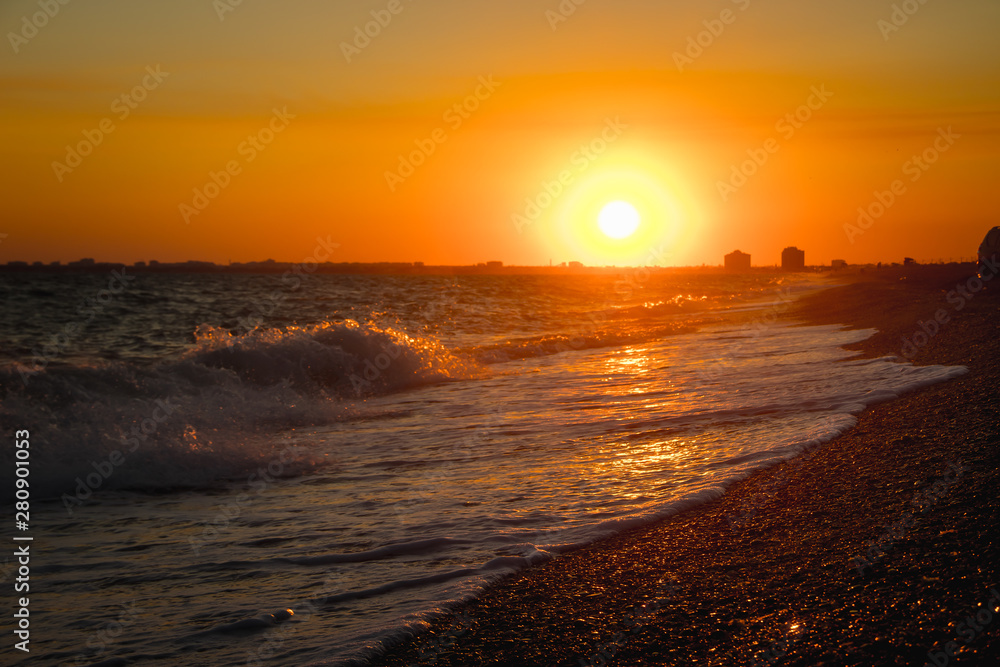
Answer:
[724, 250, 751, 272]
[781, 246, 805, 271]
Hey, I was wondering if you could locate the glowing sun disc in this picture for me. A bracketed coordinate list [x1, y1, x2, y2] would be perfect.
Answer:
[598, 201, 641, 239]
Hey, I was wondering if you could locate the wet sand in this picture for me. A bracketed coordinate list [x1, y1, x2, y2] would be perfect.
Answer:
[371, 263, 1000, 667]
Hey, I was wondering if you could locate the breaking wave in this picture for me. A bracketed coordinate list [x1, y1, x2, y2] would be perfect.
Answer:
[0, 320, 476, 499]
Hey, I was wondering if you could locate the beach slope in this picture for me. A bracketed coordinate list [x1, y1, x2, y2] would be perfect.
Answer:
[373, 264, 1000, 667]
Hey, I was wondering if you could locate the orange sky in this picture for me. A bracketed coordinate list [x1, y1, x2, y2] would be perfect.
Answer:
[1, 0, 998, 266]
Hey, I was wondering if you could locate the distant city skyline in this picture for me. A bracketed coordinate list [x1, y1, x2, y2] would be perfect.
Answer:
[1, 254, 980, 274]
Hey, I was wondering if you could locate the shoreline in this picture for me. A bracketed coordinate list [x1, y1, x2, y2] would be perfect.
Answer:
[370, 264, 1000, 666]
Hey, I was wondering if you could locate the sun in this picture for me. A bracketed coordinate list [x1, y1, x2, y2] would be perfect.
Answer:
[597, 201, 641, 239]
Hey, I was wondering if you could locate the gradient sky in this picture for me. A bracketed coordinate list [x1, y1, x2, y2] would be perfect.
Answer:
[2, 0, 998, 267]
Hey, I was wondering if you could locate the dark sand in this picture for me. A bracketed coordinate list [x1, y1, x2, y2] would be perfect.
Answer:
[372, 264, 1000, 667]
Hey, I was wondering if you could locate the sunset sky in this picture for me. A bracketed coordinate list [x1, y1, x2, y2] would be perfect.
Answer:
[1, 0, 998, 267]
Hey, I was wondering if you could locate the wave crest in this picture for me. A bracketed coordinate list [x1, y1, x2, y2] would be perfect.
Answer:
[0, 320, 477, 500]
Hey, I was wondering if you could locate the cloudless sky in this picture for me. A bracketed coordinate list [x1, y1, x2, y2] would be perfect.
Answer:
[2, 0, 998, 266]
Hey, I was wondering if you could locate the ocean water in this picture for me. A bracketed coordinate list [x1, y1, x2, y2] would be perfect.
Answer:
[0, 271, 967, 666]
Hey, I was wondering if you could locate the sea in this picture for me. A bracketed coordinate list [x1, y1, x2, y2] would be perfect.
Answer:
[0, 270, 967, 666]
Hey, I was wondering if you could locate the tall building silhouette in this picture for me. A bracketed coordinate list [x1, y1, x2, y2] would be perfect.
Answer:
[781, 246, 805, 271]
[724, 250, 751, 272]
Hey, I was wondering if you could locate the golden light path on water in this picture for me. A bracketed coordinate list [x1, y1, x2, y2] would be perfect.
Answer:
[14, 274, 969, 666]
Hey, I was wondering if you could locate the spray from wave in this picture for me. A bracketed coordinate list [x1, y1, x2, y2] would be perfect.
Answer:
[0, 320, 476, 500]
